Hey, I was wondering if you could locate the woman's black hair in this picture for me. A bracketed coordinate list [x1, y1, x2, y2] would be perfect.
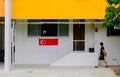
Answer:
[100, 42, 103, 46]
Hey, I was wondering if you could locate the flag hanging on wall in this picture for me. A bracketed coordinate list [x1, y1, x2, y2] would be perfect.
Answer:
[39, 38, 58, 46]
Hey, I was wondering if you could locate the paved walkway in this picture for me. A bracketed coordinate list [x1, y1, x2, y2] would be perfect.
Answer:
[0, 65, 118, 77]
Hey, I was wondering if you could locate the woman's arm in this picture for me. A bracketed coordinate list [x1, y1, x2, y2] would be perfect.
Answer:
[103, 49, 107, 57]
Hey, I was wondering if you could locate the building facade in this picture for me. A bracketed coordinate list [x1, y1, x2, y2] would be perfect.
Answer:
[0, 0, 120, 71]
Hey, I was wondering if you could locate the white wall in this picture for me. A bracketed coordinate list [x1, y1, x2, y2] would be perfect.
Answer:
[51, 23, 97, 66]
[50, 53, 97, 66]
[51, 24, 120, 66]
[95, 24, 120, 65]
[15, 20, 73, 64]
[15, 20, 120, 66]
[85, 23, 95, 52]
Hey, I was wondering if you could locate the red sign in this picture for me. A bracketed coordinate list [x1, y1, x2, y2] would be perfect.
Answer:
[39, 38, 58, 46]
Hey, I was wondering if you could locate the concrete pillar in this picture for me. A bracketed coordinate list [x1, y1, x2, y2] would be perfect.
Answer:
[4, 0, 12, 71]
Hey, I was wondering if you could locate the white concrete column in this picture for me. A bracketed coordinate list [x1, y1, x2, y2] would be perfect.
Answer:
[4, 0, 12, 71]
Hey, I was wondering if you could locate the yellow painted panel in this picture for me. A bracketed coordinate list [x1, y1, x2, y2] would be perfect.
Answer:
[0, 0, 4, 17]
[11, 0, 107, 19]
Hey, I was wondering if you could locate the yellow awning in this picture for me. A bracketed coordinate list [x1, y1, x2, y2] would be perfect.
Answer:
[0, 0, 4, 17]
[11, 0, 107, 19]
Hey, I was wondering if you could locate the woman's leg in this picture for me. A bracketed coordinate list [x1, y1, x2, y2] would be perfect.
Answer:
[97, 60, 101, 66]
[103, 60, 109, 67]
[95, 60, 101, 68]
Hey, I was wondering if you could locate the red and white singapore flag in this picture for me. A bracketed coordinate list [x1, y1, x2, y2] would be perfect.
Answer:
[39, 38, 58, 46]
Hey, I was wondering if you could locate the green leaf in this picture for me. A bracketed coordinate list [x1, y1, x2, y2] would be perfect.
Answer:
[107, 0, 112, 5]
[107, 0, 120, 5]
[105, 12, 115, 20]
[117, 6, 120, 13]
[106, 6, 114, 12]
[103, 0, 120, 27]
[102, 21, 107, 27]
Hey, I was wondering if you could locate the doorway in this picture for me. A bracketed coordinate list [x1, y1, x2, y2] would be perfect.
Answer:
[0, 17, 4, 66]
[73, 24, 85, 51]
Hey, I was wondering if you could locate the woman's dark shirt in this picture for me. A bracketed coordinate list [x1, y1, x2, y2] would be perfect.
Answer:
[100, 46, 105, 56]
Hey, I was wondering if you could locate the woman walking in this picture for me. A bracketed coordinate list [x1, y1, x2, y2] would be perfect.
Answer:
[95, 42, 109, 68]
